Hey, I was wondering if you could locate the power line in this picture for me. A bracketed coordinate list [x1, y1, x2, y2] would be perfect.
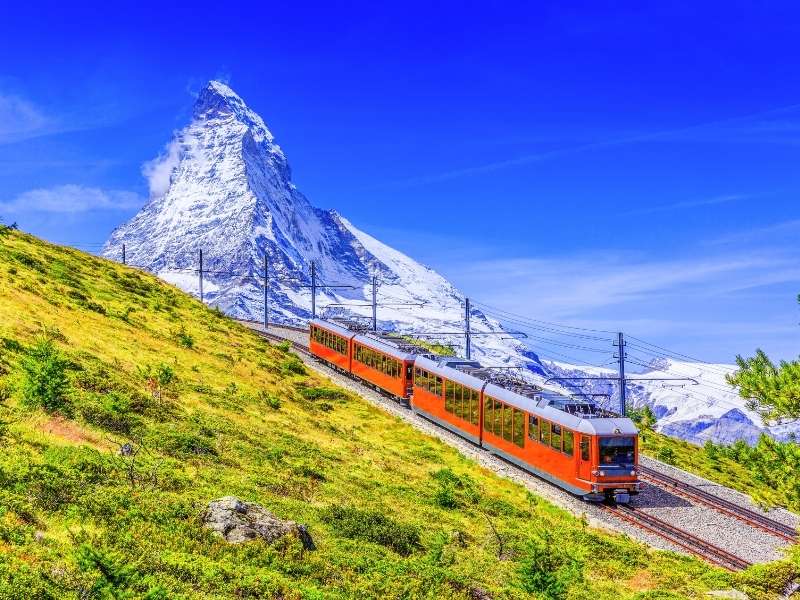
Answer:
[470, 299, 617, 337]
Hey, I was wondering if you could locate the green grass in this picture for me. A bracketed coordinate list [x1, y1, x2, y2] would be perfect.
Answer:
[400, 336, 457, 357]
[0, 228, 795, 598]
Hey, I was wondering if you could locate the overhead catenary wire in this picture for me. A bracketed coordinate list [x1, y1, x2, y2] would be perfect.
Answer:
[97, 242, 741, 406]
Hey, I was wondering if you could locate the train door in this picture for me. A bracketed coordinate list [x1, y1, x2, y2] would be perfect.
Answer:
[578, 435, 592, 480]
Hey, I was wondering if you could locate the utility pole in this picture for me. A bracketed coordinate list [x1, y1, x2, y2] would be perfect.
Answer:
[465, 297, 472, 360]
[615, 332, 627, 416]
[264, 250, 269, 331]
[122, 244, 126, 265]
[371, 275, 378, 332]
[310, 261, 316, 319]
[199, 249, 204, 304]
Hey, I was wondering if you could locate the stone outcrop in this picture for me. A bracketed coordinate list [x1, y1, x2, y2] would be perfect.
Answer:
[202, 496, 315, 550]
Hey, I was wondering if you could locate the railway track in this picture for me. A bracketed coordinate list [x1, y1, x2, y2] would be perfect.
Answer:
[604, 504, 753, 571]
[638, 465, 798, 543]
[248, 323, 765, 571]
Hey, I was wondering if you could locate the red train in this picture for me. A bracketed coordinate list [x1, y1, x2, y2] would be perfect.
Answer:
[309, 318, 640, 503]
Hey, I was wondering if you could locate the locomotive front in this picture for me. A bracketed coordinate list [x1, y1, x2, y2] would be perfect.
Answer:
[585, 421, 640, 503]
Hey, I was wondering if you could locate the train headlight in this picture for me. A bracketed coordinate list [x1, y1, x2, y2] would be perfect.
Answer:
[598, 470, 606, 477]
[630, 470, 637, 476]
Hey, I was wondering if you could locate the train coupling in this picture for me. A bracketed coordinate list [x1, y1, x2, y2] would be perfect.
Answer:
[613, 491, 631, 504]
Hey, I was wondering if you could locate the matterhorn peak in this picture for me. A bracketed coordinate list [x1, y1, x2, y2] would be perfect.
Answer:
[192, 81, 276, 144]
[103, 80, 541, 375]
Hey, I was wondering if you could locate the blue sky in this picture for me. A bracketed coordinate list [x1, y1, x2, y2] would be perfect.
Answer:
[0, 1, 798, 363]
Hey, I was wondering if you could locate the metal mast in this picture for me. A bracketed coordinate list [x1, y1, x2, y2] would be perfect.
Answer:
[465, 297, 472, 359]
[616, 332, 627, 416]
[372, 275, 378, 332]
[311, 261, 316, 319]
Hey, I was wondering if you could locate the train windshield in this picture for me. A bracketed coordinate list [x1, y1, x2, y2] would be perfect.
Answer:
[599, 437, 635, 466]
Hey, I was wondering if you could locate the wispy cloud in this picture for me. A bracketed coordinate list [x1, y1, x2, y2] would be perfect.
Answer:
[0, 184, 145, 214]
[381, 102, 800, 188]
[707, 219, 800, 247]
[623, 194, 749, 216]
[0, 93, 50, 144]
[447, 251, 800, 320]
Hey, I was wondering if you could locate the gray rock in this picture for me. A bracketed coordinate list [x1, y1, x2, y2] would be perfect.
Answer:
[202, 496, 315, 550]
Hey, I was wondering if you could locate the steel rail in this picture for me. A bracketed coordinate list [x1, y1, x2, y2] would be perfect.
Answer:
[638, 465, 797, 542]
[605, 504, 752, 571]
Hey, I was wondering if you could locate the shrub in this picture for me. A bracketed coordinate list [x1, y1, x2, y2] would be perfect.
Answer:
[140, 363, 177, 400]
[519, 536, 583, 600]
[116, 305, 136, 323]
[76, 543, 167, 599]
[280, 356, 307, 376]
[174, 325, 194, 349]
[431, 468, 478, 509]
[80, 392, 141, 435]
[159, 430, 217, 457]
[276, 341, 291, 353]
[258, 390, 281, 409]
[657, 447, 676, 465]
[20, 338, 71, 414]
[0, 378, 12, 402]
[2, 337, 23, 353]
[320, 505, 420, 556]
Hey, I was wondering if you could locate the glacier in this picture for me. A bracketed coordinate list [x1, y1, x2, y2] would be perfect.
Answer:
[103, 80, 793, 446]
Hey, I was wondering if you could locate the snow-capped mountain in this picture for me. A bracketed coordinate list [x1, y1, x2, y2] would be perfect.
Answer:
[103, 80, 781, 446]
[102, 81, 539, 370]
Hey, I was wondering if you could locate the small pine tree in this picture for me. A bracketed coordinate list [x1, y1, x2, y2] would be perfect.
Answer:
[20, 338, 71, 413]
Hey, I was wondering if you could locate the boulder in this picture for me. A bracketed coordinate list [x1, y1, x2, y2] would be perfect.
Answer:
[202, 496, 315, 550]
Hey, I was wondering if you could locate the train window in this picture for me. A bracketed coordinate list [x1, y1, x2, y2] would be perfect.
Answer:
[563, 430, 574, 455]
[513, 409, 525, 447]
[483, 398, 494, 433]
[493, 399, 502, 434]
[551, 424, 562, 452]
[445, 380, 454, 413]
[580, 437, 590, 461]
[528, 415, 539, 440]
[599, 437, 635, 466]
[539, 420, 551, 446]
[502, 405, 513, 442]
[470, 389, 479, 425]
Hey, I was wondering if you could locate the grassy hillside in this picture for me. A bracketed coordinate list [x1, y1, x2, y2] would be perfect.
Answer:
[0, 228, 794, 599]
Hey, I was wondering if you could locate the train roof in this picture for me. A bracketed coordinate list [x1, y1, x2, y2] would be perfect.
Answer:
[310, 318, 357, 339]
[312, 318, 426, 361]
[416, 355, 637, 436]
[311, 319, 637, 436]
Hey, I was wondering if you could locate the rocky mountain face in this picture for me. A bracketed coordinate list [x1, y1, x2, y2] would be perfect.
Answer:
[104, 81, 784, 446]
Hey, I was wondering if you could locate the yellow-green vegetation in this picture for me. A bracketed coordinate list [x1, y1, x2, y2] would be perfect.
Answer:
[0, 227, 795, 599]
[401, 336, 457, 357]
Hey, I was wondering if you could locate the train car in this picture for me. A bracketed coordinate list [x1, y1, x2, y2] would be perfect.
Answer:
[410, 355, 639, 503]
[309, 319, 354, 372]
[351, 333, 417, 399]
[480, 384, 639, 503]
[411, 355, 486, 444]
